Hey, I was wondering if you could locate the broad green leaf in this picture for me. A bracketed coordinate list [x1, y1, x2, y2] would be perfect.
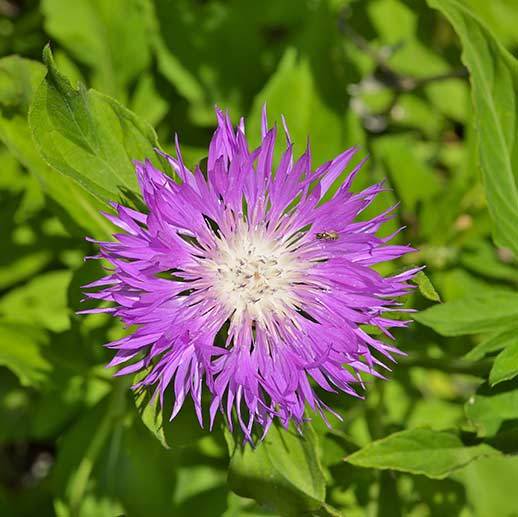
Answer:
[41, 0, 151, 100]
[345, 428, 499, 479]
[463, 0, 518, 49]
[490, 341, 518, 385]
[412, 271, 441, 302]
[0, 320, 51, 387]
[466, 387, 518, 436]
[459, 456, 518, 517]
[0, 55, 113, 239]
[465, 326, 518, 361]
[428, 0, 518, 255]
[413, 291, 518, 336]
[226, 423, 328, 516]
[29, 46, 163, 203]
[53, 49, 85, 88]
[0, 270, 72, 333]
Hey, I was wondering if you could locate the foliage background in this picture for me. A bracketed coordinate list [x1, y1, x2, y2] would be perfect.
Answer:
[1, 0, 518, 515]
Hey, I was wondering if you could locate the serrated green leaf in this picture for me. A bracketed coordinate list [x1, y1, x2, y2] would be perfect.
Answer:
[413, 291, 518, 336]
[225, 423, 328, 517]
[345, 428, 499, 479]
[428, 0, 518, 255]
[29, 46, 163, 203]
[0, 55, 113, 239]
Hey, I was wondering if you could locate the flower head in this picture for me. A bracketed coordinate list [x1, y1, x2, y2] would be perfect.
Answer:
[83, 108, 417, 440]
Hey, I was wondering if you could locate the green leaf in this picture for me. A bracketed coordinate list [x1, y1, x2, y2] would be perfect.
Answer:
[345, 428, 499, 479]
[0, 320, 51, 387]
[41, 0, 151, 100]
[460, 241, 518, 283]
[464, 326, 518, 361]
[412, 271, 441, 302]
[226, 423, 328, 516]
[0, 270, 72, 333]
[490, 341, 518, 385]
[459, 456, 518, 517]
[29, 46, 164, 203]
[461, 0, 518, 49]
[428, 0, 518, 255]
[413, 291, 518, 336]
[466, 386, 518, 436]
[0, 55, 113, 240]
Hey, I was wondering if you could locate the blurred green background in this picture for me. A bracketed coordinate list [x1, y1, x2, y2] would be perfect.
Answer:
[1, 0, 518, 516]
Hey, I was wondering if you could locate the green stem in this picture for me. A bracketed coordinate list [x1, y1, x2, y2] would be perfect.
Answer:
[68, 379, 128, 516]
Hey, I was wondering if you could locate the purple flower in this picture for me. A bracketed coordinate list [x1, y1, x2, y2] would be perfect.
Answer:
[82, 108, 418, 441]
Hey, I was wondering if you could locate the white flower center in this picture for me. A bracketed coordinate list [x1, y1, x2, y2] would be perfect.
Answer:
[207, 226, 306, 325]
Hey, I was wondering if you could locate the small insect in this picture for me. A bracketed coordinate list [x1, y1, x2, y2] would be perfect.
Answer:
[316, 230, 339, 241]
